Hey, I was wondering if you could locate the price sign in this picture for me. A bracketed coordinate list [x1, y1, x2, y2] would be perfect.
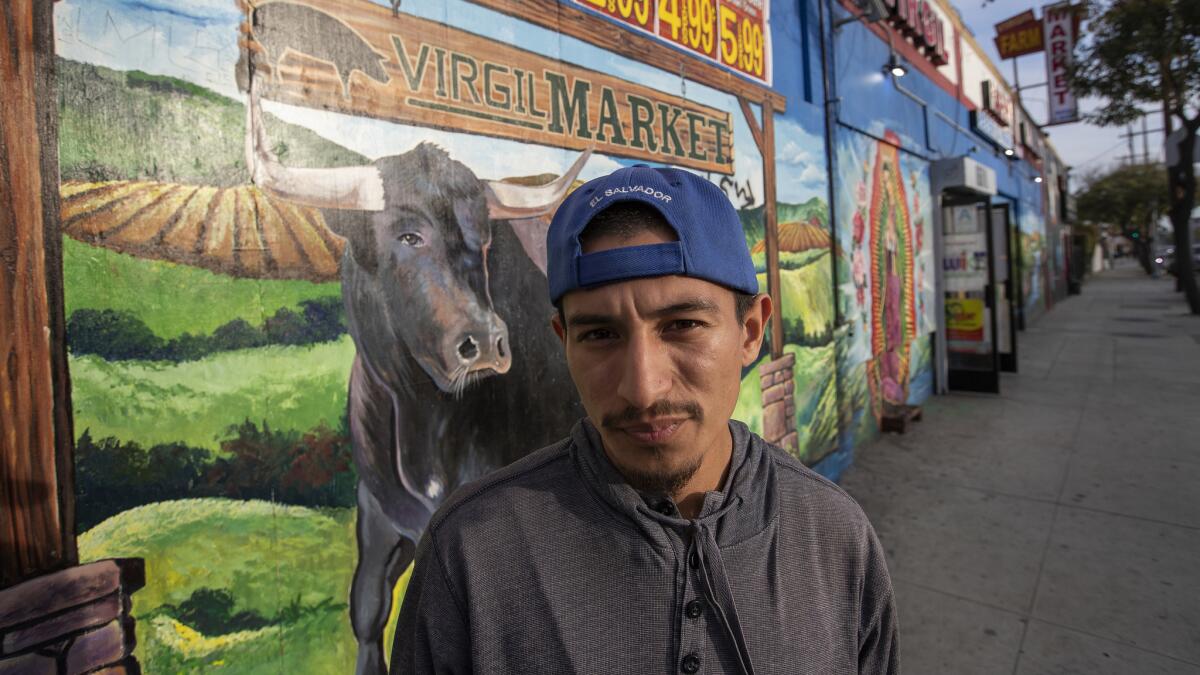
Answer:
[716, 0, 766, 80]
[576, 0, 655, 30]
[572, 0, 770, 84]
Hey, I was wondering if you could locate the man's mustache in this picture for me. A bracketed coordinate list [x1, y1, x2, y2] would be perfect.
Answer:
[601, 400, 703, 429]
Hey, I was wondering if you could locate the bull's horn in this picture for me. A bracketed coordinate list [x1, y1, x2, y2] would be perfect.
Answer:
[245, 81, 385, 212]
[484, 148, 592, 220]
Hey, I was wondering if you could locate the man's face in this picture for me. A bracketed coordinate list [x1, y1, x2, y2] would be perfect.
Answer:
[552, 228, 770, 494]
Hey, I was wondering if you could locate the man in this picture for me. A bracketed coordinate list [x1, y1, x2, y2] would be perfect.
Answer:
[391, 165, 898, 674]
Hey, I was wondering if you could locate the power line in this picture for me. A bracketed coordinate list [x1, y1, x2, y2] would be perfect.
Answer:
[1075, 138, 1130, 168]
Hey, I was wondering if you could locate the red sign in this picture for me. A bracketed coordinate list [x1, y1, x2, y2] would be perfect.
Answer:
[880, 0, 948, 66]
[1043, 2, 1079, 125]
[981, 80, 1012, 127]
[994, 10, 1044, 59]
[572, 0, 770, 83]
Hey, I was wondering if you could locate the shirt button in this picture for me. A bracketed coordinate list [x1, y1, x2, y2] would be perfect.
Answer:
[685, 598, 706, 619]
[680, 653, 701, 673]
[688, 550, 699, 569]
[656, 501, 676, 516]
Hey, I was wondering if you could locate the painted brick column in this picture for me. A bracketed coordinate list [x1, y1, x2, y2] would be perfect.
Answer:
[0, 559, 144, 674]
[759, 352, 798, 452]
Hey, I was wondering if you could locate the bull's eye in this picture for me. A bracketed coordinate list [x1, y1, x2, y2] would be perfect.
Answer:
[398, 232, 426, 247]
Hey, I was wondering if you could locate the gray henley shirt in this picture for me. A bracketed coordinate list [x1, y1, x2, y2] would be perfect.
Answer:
[391, 418, 899, 674]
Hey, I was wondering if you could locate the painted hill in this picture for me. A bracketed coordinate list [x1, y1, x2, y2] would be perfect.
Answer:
[751, 217, 831, 254]
[738, 197, 830, 249]
[57, 58, 368, 186]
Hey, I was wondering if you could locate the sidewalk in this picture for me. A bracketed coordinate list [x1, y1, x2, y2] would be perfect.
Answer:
[840, 265, 1200, 674]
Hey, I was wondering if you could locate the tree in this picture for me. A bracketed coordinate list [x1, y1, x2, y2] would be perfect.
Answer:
[66, 308, 164, 360]
[1075, 164, 1169, 274]
[1071, 0, 1200, 313]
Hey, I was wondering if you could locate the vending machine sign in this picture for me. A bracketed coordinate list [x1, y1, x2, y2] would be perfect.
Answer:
[946, 298, 985, 341]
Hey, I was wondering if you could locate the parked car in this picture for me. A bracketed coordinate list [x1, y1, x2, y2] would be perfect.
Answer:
[1157, 244, 1200, 275]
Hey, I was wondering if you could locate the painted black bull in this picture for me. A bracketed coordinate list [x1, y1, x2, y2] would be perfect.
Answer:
[245, 85, 587, 674]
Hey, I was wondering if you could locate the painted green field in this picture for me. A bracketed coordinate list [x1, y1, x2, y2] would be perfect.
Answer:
[79, 499, 401, 673]
[753, 248, 835, 344]
[64, 238, 343, 340]
[732, 342, 836, 464]
[70, 337, 355, 450]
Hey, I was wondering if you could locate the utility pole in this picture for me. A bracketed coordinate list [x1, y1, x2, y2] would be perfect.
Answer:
[1142, 115, 1150, 163]
[1119, 117, 1164, 164]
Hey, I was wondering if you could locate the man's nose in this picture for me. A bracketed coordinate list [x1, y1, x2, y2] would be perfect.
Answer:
[615, 332, 671, 409]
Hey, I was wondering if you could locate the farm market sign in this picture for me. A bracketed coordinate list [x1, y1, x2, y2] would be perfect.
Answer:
[993, 10, 1043, 60]
[1042, 2, 1079, 125]
[248, 0, 734, 174]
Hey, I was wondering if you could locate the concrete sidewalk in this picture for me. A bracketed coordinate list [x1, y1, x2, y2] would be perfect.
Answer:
[840, 265, 1200, 674]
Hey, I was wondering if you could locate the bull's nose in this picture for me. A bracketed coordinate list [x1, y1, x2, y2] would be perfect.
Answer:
[457, 336, 479, 362]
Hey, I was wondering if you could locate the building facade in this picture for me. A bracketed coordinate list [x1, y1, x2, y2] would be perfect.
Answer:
[2, 0, 1067, 671]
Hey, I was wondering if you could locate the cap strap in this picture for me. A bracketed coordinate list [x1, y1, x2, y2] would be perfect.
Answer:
[577, 242, 685, 288]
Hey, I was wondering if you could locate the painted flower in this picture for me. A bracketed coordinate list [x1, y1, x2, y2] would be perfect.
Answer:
[852, 210, 865, 243]
[914, 219, 924, 248]
[856, 181, 867, 205]
[852, 249, 866, 286]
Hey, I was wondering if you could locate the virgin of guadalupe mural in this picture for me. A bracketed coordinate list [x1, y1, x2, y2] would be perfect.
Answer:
[866, 133, 918, 417]
[50, 0, 830, 671]
[835, 128, 933, 446]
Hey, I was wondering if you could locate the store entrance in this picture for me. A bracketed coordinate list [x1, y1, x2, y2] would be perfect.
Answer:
[942, 193, 1000, 393]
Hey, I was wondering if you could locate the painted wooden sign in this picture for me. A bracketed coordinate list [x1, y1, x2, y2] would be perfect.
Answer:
[246, 0, 735, 174]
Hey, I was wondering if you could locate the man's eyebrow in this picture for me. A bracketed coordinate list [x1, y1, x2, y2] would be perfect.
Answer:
[646, 298, 721, 318]
[565, 298, 720, 327]
[565, 312, 614, 327]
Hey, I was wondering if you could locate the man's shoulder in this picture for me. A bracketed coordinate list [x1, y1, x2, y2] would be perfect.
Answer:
[426, 437, 576, 539]
[758, 438, 874, 532]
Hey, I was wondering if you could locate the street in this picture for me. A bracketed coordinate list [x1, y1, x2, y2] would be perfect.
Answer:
[841, 265, 1200, 674]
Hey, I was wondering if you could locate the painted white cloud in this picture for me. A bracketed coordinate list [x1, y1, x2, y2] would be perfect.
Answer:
[798, 164, 824, 186]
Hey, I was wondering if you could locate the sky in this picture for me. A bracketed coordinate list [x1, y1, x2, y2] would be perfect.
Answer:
[951, 1, 1166, 186]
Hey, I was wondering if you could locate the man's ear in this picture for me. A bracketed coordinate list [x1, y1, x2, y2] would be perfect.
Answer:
[741, 293, 773, 367]
[551, 308, 567, 345]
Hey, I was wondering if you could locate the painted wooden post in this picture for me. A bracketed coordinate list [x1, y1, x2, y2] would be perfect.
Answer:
[761, 97, 784, 359]
[1, 0, 77, 589]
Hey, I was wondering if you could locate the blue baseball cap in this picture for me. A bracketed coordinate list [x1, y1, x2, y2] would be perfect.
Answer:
[546, 165, 758, 305]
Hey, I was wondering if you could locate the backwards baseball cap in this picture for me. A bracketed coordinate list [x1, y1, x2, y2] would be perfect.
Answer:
[546, 164, 758, 305]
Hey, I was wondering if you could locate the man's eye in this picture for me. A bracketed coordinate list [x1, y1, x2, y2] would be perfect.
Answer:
[398, 232, 425, 247]
[666, 319, 703, 332]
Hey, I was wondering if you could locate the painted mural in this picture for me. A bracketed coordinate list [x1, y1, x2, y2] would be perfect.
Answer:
[1017, 199, 1048, 321]
[52, 0, 832, 671]
[833, 128, 935, 453]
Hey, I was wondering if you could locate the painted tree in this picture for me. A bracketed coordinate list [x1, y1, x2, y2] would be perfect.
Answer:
[1071, 0, 1200, 312]
[1076, 164, 1169, 274]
